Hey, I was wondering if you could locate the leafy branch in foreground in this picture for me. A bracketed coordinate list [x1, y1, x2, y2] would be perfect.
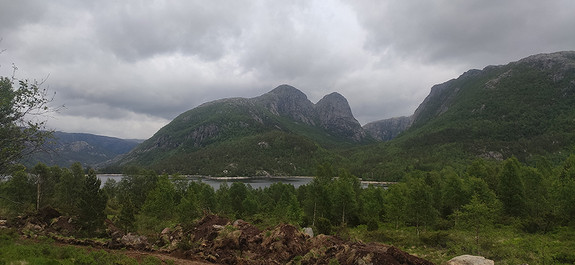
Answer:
[0, 74, 60, 174]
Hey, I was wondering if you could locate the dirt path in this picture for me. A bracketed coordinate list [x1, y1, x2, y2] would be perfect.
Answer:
[53, 242, 215, 265]
[117, 249, 215, 265]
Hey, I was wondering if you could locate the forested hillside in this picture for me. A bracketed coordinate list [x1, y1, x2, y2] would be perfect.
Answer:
[349, 51, 575, 180]
[113, 85, 371, 176]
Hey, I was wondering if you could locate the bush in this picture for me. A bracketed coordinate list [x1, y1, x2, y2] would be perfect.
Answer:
[367, 219, 379, 231]
[314, 217, 332, 235]
[419, 231, 451, 248]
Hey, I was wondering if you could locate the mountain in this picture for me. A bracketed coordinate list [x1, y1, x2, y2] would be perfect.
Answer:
[350, 51, 575, 180]
[115, 85, 371, 176]
[115, 51, 575, 179]
[25, 131, 142, 168]
[363, 116, 411, 141]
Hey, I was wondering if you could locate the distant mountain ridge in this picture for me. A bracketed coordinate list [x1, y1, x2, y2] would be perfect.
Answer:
[47, 51, 575, 180]
[25, 131, 142, 168]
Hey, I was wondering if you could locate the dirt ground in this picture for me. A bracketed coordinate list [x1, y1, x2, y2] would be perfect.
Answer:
[10, 208, 435, 265]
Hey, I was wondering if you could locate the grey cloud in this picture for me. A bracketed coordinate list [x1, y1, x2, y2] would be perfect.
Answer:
[2, 0, 574, 138]
[91, 1, 252, 62]
[351, 0, 575, 67]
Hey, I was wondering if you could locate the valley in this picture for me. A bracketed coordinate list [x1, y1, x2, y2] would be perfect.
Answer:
[3, 51, 575, 265]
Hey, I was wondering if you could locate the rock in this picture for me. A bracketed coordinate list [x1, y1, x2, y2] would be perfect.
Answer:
[121, 233, 149, 250]
[447, 255, 494, 265]
[363, 116, 412, 141]
[105, 219, 124, 240]
[36, 206, 61, 221]
[23, 222, 43, 233]
[158, 225, 185, 252]
[315, 92, 366, 142]
[50, 216, 77, 235]
[303, 227, 314, 238]
[254, 84, 318, 126]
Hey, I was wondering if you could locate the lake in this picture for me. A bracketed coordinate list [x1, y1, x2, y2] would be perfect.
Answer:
[98, 175, 394, 190]
[97, 174, 314, 190]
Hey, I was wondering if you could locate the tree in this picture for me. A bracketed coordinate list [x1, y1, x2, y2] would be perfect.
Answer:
[303, 164, 335, 227]
[330, 171, 360, 226]
[54, 164, 84, 215]
[405, 177, 438, 235]
[32, 163, 57, 210]
[454, 194, 496, 255]
[0, 76, 55, 174]
[440, 168, 468, 218]
[140, 175, 179, 223]
[0, 164, 35, 215]
[498, 157, 526, 217]
[78, 169, 107, 233]
[359, 185, 385, 230]
[385, 182, 408, 229]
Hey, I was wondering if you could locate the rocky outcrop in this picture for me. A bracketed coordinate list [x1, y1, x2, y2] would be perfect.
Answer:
[254, 85, 368, 142]
[253, 84, 318, 125]
[409, 70, 481, 128]
[315, 92, 366, 142]
[363, 116, 412, 141]
[447, 255, 494, 265]
[170, 214, 435, 265]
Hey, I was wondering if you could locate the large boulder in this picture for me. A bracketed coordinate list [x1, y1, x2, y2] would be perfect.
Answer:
[120, 233, 150, 250]
[447, 255, 494, 265]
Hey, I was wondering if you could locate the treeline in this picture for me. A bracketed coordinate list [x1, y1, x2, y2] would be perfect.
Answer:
[2, 155, 575, 238]
[0, 163, 106, 233]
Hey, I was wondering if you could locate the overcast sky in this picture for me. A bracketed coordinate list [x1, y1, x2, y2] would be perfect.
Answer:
[1, 0, 574, 139]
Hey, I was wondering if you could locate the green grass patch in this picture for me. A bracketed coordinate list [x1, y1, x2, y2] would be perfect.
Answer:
[349, 223, 575, 265]
[0, 229, 165, 265]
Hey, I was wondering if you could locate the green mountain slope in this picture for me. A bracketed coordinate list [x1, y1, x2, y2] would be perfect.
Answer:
[350, 51, 575, 180]
[115, 85, 369, 175]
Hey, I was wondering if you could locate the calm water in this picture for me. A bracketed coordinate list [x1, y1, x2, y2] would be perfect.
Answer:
[97, 175, 313, 190]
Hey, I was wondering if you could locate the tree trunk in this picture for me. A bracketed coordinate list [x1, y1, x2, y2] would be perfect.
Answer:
[312, 201, 317, 227]
[36, 174, 41, 210]
[341, 203, 346, 226]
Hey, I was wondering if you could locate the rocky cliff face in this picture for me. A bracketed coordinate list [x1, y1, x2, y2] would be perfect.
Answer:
[315, 92, 366, 142]
[253, 84, 317, 125]
[363, 116, 411, 141]
[253, 85, 367, 142]
[410, 69, 482, 128]
[410, 51, 575, 129]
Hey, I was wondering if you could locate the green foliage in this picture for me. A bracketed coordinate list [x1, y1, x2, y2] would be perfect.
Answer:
[0, 165, 35, 215]
[53, 163, 84, 215]
[78, 169, 107, 233]
[453, 195, 496, 254]
[498, 157, 526, 217]
[405, 176, 438, 235]
[349, 54, 575, 181]
[0, 77, 54, 174]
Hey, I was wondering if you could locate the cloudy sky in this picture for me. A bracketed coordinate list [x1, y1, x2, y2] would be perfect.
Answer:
[1, 0, 574, 139]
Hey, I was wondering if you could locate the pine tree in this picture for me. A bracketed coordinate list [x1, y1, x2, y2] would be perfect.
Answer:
[78, 169, 107, 233]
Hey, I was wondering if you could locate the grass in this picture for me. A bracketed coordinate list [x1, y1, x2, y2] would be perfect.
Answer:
[0, 229, 168, 265]
[349, 223, 575, 265]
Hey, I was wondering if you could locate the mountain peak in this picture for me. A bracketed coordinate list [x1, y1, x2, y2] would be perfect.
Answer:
[253, 85, 316, 125]
[268, 84, 307, 97]
[316, 92, 366, 141]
